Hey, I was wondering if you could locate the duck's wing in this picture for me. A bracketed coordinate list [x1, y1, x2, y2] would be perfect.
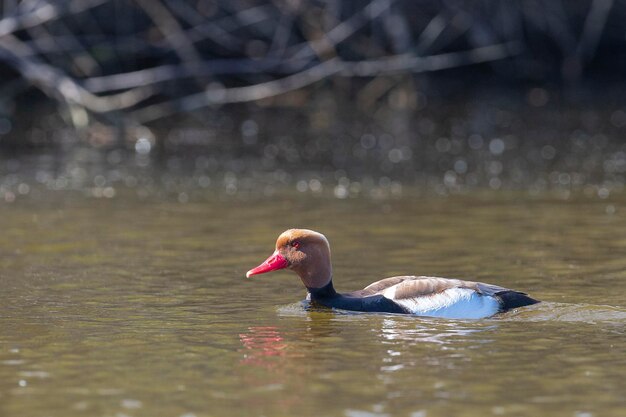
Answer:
[357, 276, 418, 296]
[356, 276, 473, 297]
[386, 276, 477, 299]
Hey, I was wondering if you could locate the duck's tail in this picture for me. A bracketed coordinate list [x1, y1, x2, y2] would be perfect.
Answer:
[476, 282, 540, 311]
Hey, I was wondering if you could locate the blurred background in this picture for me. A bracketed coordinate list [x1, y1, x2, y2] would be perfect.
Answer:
[0, 0, 625, 201]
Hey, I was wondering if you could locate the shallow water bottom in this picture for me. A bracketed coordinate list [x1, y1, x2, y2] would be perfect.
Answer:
[0, 192, 625, 417]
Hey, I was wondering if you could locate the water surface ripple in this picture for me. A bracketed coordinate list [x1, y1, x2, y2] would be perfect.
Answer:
[0, 193, 624, 417]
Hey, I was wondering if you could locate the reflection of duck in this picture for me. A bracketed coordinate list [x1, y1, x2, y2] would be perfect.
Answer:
[239, 313, 343, 369]
[239, 327, 289, 368]
[247, 229, 539, 319]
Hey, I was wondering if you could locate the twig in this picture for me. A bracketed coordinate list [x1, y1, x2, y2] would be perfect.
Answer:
[340, 42, 522, 76]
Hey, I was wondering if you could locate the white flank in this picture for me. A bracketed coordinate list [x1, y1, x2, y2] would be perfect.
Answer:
[386, 287, 500, 319]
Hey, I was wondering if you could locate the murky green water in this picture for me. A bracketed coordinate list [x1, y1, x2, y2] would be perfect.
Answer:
[1, 192, 625, 417]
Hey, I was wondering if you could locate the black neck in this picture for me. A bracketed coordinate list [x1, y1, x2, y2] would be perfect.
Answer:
[306, 280, 337, 299]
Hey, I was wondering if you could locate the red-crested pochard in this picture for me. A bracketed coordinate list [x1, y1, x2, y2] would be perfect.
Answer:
[246, 229, 539, 319]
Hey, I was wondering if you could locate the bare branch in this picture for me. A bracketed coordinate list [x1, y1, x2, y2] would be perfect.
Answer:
[132, 57, 343, 123]
[133, 0, 202, 64]
[0, 35, 153, 112]
[577, 0, 614, 64]
[289, 0, 399, 61]
[0, 0, 107, 37]
[132, 42, 520, 124]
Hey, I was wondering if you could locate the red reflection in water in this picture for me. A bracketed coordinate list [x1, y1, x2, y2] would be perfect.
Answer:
[239, 326, 288, 368]
[238, 326, 308, 412]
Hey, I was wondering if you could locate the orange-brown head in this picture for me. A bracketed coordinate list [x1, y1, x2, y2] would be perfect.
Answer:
[246, 229, 332, 289]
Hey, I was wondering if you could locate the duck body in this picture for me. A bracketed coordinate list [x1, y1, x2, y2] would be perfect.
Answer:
[246, 229, 539, 319]
[305, 276, 537, 319]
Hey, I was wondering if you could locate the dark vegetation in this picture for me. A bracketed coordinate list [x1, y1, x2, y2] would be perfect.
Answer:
[0, 0, 623, 127]
[0, 0, 624, 198]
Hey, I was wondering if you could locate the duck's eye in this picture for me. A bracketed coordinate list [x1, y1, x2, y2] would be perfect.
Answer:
[291, 241, 300, 249]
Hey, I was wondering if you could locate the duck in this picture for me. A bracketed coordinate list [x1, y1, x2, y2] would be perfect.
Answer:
[246, 229, 539, 319]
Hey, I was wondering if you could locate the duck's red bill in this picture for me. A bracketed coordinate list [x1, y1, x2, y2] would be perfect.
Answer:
[246, 251, 288, 278]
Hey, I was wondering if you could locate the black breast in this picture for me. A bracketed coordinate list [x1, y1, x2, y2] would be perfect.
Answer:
[308, 282, 408, 314]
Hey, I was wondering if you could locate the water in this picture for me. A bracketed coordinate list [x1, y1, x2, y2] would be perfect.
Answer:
[0, 192, 625, 417]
